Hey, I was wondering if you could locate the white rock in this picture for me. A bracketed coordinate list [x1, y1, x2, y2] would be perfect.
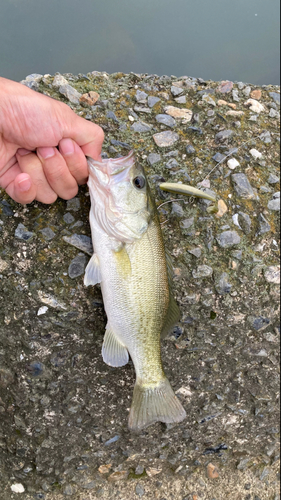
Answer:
[264, 266, 280, 284]
[244, 99, 265, 113]
[37, 306, 49, 316]
[227, 158, 240, 170]
[11, 484, 25, 493]
[164, 106, 192, 121]
[52, 74, 68, 88]
[250, 148, 262, 160]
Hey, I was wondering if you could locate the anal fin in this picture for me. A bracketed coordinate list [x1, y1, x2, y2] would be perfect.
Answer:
[161, 295, 181, 339]
[102, 326, 129, 367]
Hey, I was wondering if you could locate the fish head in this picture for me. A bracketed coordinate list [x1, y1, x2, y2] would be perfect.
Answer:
[87, 151, 152, 243]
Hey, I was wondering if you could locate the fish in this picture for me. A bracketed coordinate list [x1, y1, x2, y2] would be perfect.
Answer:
[84, 150, 186, 431]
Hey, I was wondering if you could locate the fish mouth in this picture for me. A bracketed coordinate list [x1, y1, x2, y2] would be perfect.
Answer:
[87, 150, 135, 177]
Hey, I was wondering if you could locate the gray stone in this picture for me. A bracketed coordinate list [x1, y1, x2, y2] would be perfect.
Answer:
[258, 214, 271, 234]
[232, 249, 243, 260]
[63, 234, 93, 256]
[147, 96, 160, 108]
[131, 121, 152, 133]
[264, 266, 280, 284]
[217, 230, 241, 248]
[186, 145, 196, 154]
[68, 254, 87, 279]
[231, 173, 256, 199]
[153, 131, 179, 148]
[175, 95, 186, 104]
[180, 217, 194, 229]
[135, 465, 144, 475]
[135, 484, 145, 497]
[192, 265, 213, 279]
[147, 153, 161, 165]
[165, 158, 179, 169]
[156, 114, 176, 128]
[268, 197, 280, 211]
[104, 435, 120, 446]
[232, 89, 240, 102]
[58, 84, 81, 104]
[63, 213, 75, 224]
[40, 227, 56, 241]
[107, 111, 119, 122]
[63, 484, 76, 496]
[268, 174, 279, 184]
[252, 317, 270, 331]
[171, 202, 184, 217]
[135, 90, 148, 103]
[233, 212, 252, 234]
[52, 74, 68, 88]
[215, 130, 233, 143]
[15, 223, 34, 241]
[171, 85, 184, 96]
[212, 152, 227, 163]
[134, 105, 151, 114]
[269, 92, 280, 105]
[243, 86, 251, 97]
[67, 198, 80, 211]
[269, 108, 280, 118]
[188, 247, 202, 258]
[259, 131, 271, 143]
[237, 82, 245, 90]
[215, 273, 232, 294]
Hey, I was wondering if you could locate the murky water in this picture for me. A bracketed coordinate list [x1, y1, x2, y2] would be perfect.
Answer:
[0, 0, 279, 84]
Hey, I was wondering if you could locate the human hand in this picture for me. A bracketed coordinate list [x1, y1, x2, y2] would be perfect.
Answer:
[0, 77, 104, 204]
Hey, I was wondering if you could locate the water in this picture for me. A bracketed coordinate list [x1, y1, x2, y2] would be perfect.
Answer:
[0, 0, 279, 85]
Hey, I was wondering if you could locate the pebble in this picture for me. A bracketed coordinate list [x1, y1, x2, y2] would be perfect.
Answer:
[215, 199, 228, 217]
[40, 227, 56, 241]
[80, 91, 99, 106]
[11, 483, 25, 493]
[37, 306, 48, 316]
[175, 95, 186, 104]
[252, 317, 270, 331]
[180, 217, 194, 229]
[0, 258, 8, 272]
[63, 234, 93, 256]
[268, 194, 280, 211]
[215, 130, 233, 143]
[147, 153, 161, 165]
[63, 213, 75, 224]
[131, 121, 152, 133]
[226, 110, 244, 116]
[206, 463, 220, 479]
[250, 148, 262, 159]
[67, 197, 80, 211]
[58, 84, 81, 104]
[135, 484, 145, 497]
[215, 273, 232, 294]
[258, 214, 271, 234]
[63, 485, 76, 496]
[164, 106, 193, 122]
[68, 253, 87, 279]
[269, 92, 280, 105]
[98, 464, 112, 474]
[216, 81, 233, 93]
[156, 114, 176, 127]
[243, 86, 251, 97]
[147, 96, 160, 108]
[15, 223, 34, 241]
[192, 265, 213, 279]
[107, 110, 119, 122]
[251, 89, 262, 100]
[212, 152, 226, 163]
[202, 94, 216, 106]
[111, 139, 131, 149]
[171, 202, 184, 216]
[227, 158, 240, 169]
[259, 130, 271, 143]
[108, 471, 128, 482]
[188, 247, 202, 258]
[153, 131, 179, 147]
[232, 89, 240, 102]
[135, 90, 148, 103]
[269, 108, 280, 118]
[216, 230, 241, 248]
[231, 173, 256, 199]
[264, 266, 280, 284]
[268, 173, 279, 184]
[171, 85, 184, 96]
[52, 74, 68, 88]
[186, 145, 196, 154]
[244, 99, 265, 113]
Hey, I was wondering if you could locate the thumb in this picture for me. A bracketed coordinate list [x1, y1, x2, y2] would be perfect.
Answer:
[6, 173, 37, 204]
[64, 112, 104, 160]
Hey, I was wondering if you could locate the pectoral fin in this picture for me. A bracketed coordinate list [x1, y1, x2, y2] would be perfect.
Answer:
[84, 253, 102, 286]
[161, 295, 181, 339]
[102, 326, 129, 367]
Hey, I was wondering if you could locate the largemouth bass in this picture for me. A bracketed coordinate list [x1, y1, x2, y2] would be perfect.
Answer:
[84, 151, 186, 431]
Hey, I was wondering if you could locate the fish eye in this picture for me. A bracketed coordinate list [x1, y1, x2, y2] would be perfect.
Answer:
[133, 176, 146, 189]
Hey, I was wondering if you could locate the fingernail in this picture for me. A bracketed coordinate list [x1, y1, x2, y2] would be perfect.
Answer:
[60, 138, 75, 156]
[17, 148, 32, 156]
[18, 176, 32, 192]
[37, 147, 56, 159]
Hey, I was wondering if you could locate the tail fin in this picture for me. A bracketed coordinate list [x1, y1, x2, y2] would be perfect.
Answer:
[128, 378, 186, 431]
